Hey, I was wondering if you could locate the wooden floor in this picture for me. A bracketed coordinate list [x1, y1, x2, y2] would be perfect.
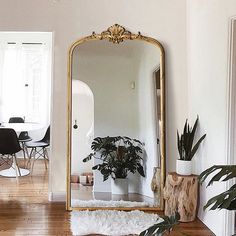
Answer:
[71, 183, 155, 205]
[0, 159, 215, 236]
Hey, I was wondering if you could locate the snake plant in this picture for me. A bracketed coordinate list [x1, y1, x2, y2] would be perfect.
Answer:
[177, 117, 206, 161]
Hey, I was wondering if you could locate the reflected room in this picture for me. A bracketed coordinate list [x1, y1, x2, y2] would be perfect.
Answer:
[70, 39, 162, 209]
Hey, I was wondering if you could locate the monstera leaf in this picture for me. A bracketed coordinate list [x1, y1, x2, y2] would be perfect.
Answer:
[199, 165, 236, 210]
[83, 136, 145, 180]
[139, 212, 180, 236]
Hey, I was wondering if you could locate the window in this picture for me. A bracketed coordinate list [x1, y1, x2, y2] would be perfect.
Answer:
[0, 33, 51, 126]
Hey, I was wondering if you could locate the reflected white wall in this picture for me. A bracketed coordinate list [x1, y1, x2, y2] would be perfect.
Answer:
[71, 80, 94, 175]
[136, 43, 160, 198]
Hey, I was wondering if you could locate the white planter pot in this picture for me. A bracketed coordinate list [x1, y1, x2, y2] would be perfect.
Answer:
[176, 160, 192, 175]
[111, 178, 128, 195]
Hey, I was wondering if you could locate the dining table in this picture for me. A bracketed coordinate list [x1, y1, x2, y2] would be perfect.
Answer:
[0, 122, 43, 134]
[0, 122, 43, 177]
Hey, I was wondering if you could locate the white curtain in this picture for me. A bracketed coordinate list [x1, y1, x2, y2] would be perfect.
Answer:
[0, 42, 51, 126]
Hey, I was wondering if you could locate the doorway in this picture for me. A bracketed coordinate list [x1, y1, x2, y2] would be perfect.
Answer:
[0, 31, 53, 201]
[71, 80, 95, 202]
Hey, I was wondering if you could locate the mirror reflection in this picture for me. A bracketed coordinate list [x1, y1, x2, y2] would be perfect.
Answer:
[70, 39, 162, 208]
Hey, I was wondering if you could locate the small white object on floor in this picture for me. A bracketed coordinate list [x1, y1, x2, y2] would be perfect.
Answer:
[71, 199, 150, 208]
[70, 210, 162, 235]
[79, 175, 87, 184]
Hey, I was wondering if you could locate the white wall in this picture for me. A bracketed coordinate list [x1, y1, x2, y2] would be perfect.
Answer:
[137, 44, 161, 197]
[0, 0, 188, 200]
[76, 47, 140, 139]
[187, 1, 236, 235]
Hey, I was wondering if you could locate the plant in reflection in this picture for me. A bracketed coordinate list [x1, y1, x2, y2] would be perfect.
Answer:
[83, 136, 145, 181]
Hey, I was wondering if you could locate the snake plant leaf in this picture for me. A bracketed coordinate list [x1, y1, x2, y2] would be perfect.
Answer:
[186, 117, 198, 158]
[183, 120, 189, 158]
[183, 119, 188, 137]
[139, 212, 180, 236]
[177, 131, 183, 160]
[189, 133, 206, 160]
[177, 131, 180, 150]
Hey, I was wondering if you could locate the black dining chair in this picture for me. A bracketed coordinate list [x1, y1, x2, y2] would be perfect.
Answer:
[9, 117, 32, 162]
[0, 128, 22, 177]
[26, 126, 50, 173]
[9, 117, 24, 123]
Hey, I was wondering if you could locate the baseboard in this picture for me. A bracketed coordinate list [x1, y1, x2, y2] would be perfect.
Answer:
[93, 183, 111, 193]
[48, 191, 66, 202]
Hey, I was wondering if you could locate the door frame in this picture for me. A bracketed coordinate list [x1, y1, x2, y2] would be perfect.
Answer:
[225, 15, 236, 236]
[48, 31, 54, 201]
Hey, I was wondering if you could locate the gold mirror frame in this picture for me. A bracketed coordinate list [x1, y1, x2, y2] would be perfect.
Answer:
[66, 24, 166, 211]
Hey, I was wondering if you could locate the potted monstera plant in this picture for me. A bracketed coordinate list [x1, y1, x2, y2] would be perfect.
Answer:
[83, 136, 145, 194]
[177, 117, 206, 175]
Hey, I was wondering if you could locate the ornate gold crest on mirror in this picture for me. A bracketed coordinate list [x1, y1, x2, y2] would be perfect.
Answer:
[67, 24, 166, 211]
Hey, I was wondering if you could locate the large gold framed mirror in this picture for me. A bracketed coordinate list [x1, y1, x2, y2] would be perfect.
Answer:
[67, 24, 166, 211]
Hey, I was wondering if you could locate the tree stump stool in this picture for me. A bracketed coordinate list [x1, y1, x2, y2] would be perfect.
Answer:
[163, 172, 198, 222]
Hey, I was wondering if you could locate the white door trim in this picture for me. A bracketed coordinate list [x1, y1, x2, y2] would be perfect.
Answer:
[225, 15, 236, 236]
[48, 31, 54, 200]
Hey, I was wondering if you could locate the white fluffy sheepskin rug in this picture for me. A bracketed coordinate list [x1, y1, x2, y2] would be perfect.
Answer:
[71, 199, 149, 208]
[70, 210, 161, 236]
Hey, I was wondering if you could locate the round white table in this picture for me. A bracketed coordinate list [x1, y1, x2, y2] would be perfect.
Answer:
[0, 122, 43, 133]
[0, 122, 43, 177]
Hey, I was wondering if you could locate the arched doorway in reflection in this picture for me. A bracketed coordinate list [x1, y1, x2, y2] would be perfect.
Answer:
[71, 80, 94, 193]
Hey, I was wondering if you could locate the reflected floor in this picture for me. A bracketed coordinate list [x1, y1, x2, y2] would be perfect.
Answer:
[71, 183, 155, 207]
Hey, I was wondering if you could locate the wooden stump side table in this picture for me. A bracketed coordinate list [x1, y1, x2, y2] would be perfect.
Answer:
[163, 172, 199, 222]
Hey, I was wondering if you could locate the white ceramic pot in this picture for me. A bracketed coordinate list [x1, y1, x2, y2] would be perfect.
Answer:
[111, 178, 128, 195]
[176, 159, 192, 175]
